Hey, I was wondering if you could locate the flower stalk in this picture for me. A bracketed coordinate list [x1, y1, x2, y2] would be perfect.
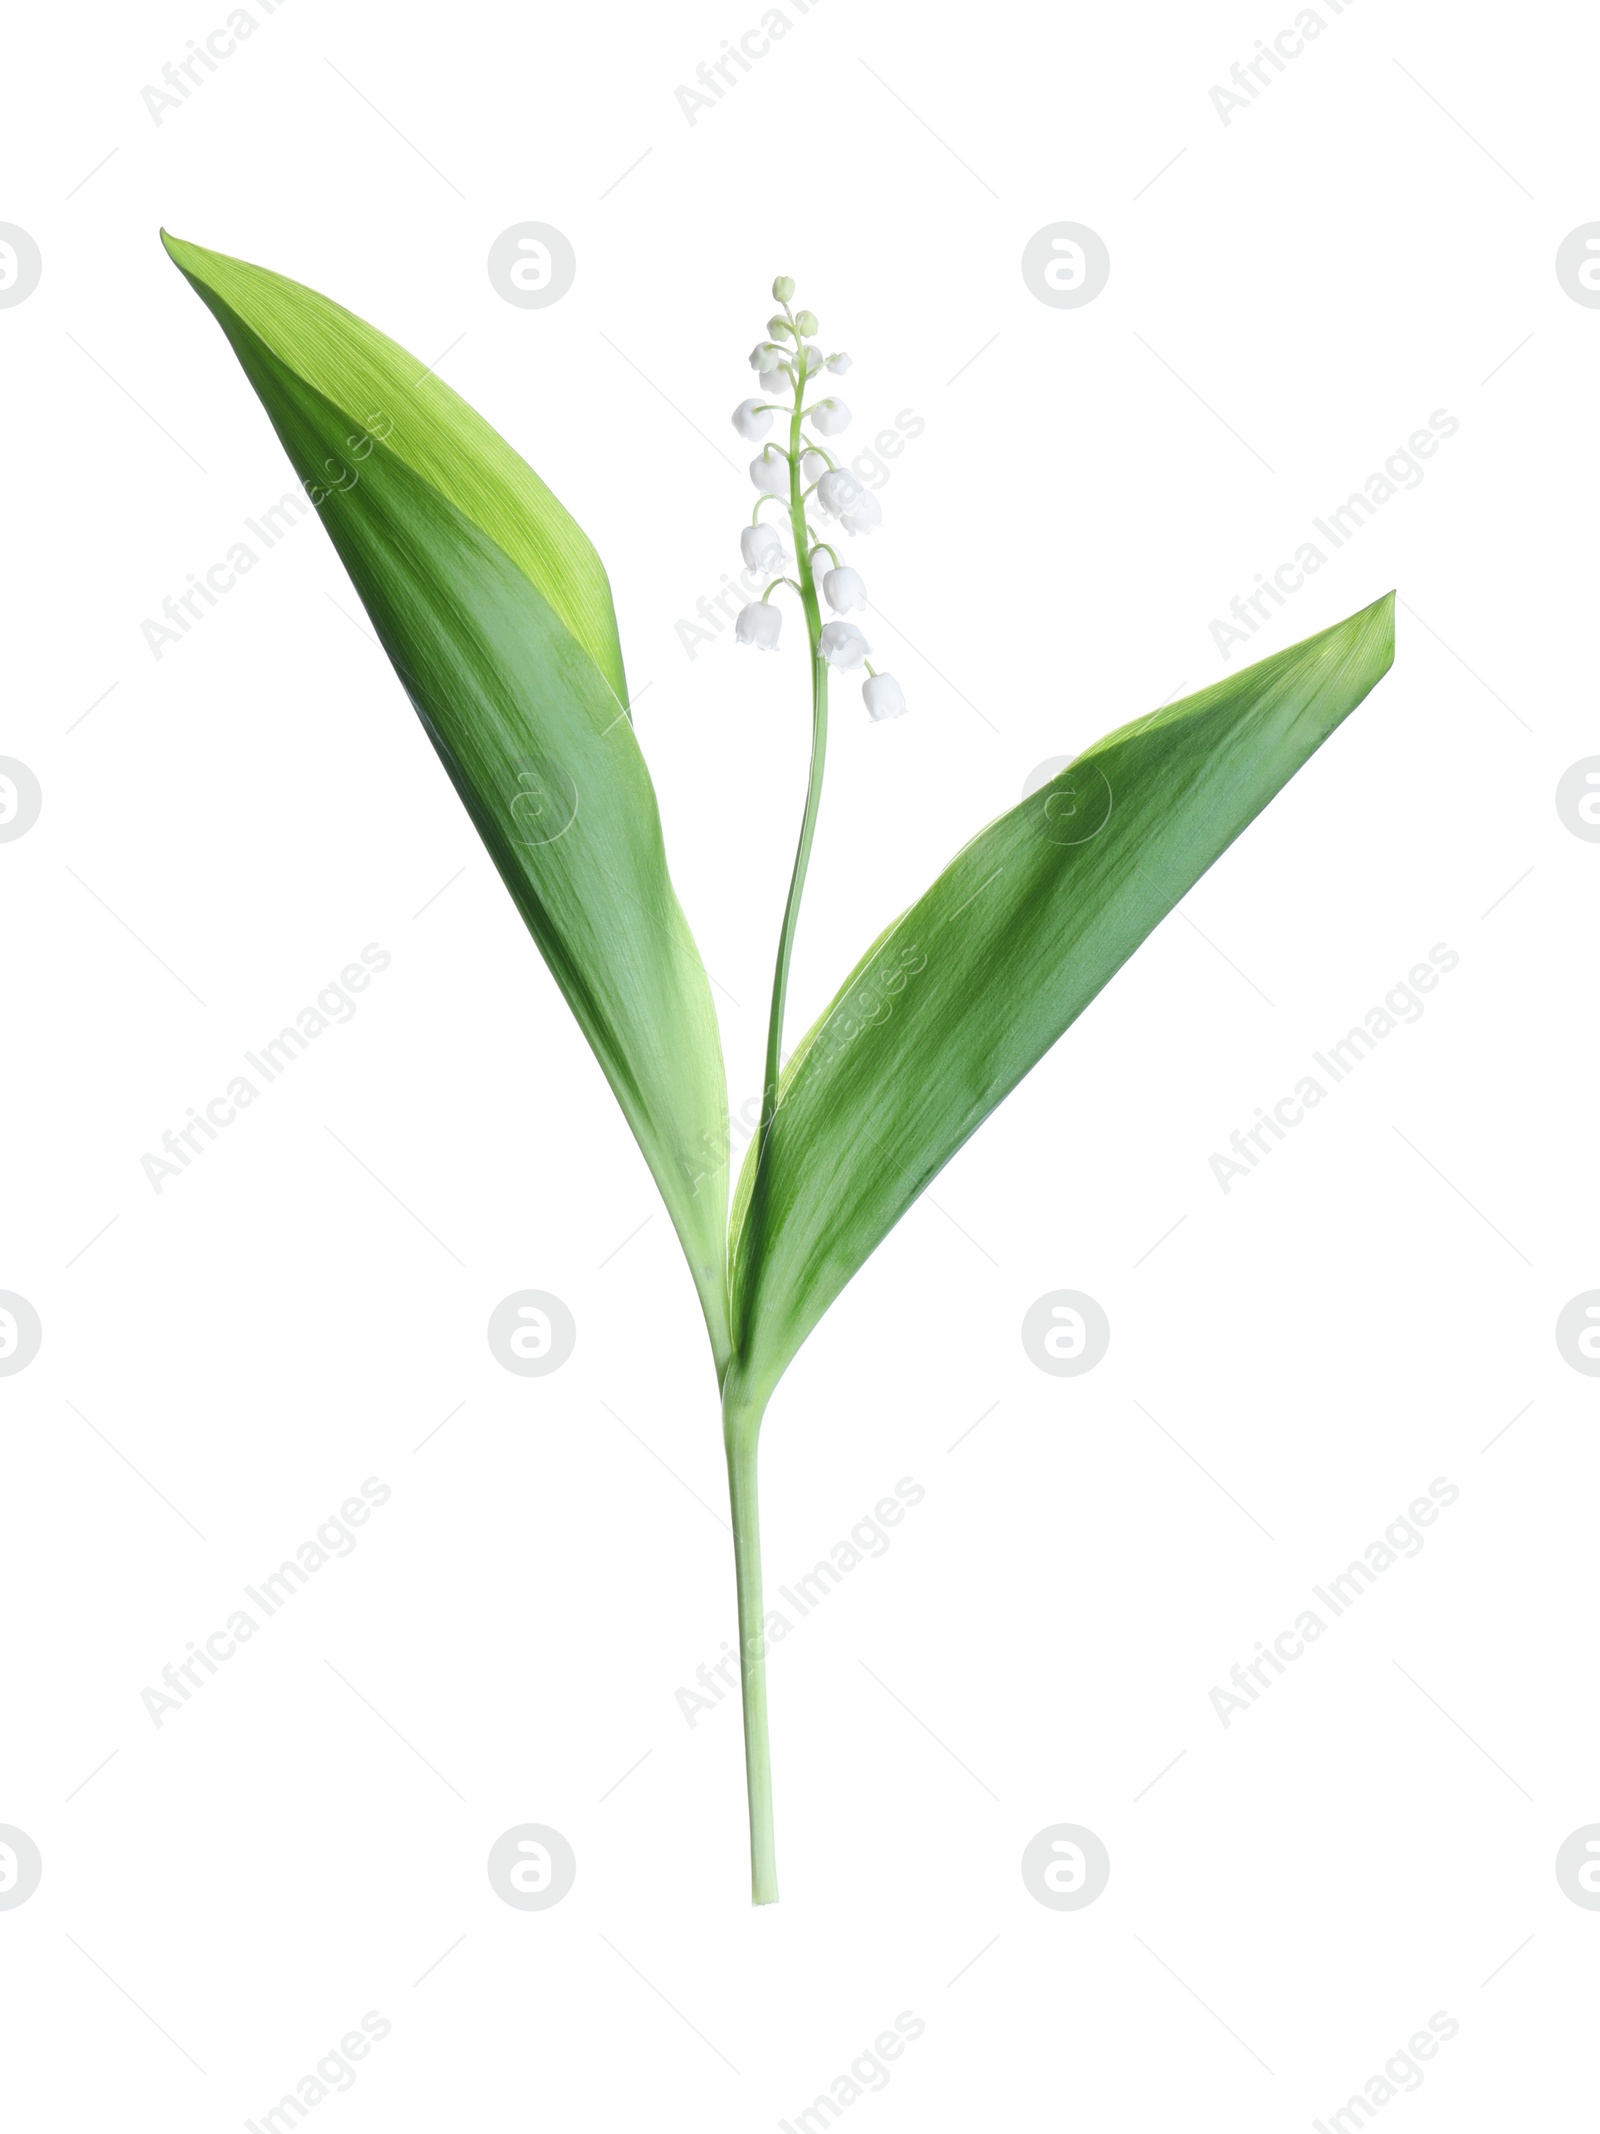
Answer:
[723, 277, 909, 1901]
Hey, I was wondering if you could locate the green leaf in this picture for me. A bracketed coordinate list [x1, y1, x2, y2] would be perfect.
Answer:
[728, 594, 1395, 1406]
[162, 232, 629, 705]
[164, 233, 731, 1364]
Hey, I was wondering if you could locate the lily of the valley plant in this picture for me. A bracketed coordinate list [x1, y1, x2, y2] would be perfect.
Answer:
[164, 237, 1395, 1904]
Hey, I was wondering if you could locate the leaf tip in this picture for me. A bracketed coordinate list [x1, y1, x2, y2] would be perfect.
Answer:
[1372, 586, 1397, 668]
[159, 230, 220, 284]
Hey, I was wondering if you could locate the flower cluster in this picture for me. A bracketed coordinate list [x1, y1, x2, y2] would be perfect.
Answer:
[729, 276, 906, 722]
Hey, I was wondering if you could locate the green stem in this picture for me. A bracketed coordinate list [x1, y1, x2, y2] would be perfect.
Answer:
[756, 360, 829, 1158]
[720, 298, 832, 1908]
[723, 1391, 776, 1903]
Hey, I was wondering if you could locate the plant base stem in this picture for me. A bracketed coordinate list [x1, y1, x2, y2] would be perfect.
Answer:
[723, 1399, 777, 1904]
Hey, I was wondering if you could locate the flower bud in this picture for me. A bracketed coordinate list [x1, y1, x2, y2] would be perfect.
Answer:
[819, 620, 871, 668]
[749, 342, 788, 371]
[772, 275, 796, 301]
[821, 565, 866, 613]
[735, 601, 783, 650]
[840, 490, 883, 536]
[750, 451, 790, 496]
[809, 398, 851, 437]
[803, 344, 827, 373]
[863, 673, 907, 721]
[816, 467, 865, 518]
[767, 317, 795, 342]
[731, 398, 774, 441]
[741, 523, 784, 572]
[795, 308, 819, 335]
[800, 449, 831, 487]
[827, 351, 853, 373]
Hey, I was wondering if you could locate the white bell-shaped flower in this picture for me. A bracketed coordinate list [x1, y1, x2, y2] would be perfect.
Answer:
[827, 351, 853, 374]
[840, 490, 883, 536]
[749, 342, 787, 372]
[863, 673, 907, 721]
[732, 398, 773, 441]
[735, 601, 783, 650]
[810, 398, 851, 437]
[758, 367, 788, 397]
[819, 619, 870, 669]
[750, 451, 790, 497]
[821, 565, 866, 613]
[741, 523, 784, 572]
[800, 449, 830, 488]
[816, 467, 865, 518]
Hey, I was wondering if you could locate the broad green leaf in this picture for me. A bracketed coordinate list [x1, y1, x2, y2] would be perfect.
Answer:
[728, 594, 1395, 1406]
[162, 233, 628, 704]
[165, 233, 731, 1364]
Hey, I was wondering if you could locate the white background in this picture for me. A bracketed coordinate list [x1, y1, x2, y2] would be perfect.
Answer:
[3, 0, 1596, 2127]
